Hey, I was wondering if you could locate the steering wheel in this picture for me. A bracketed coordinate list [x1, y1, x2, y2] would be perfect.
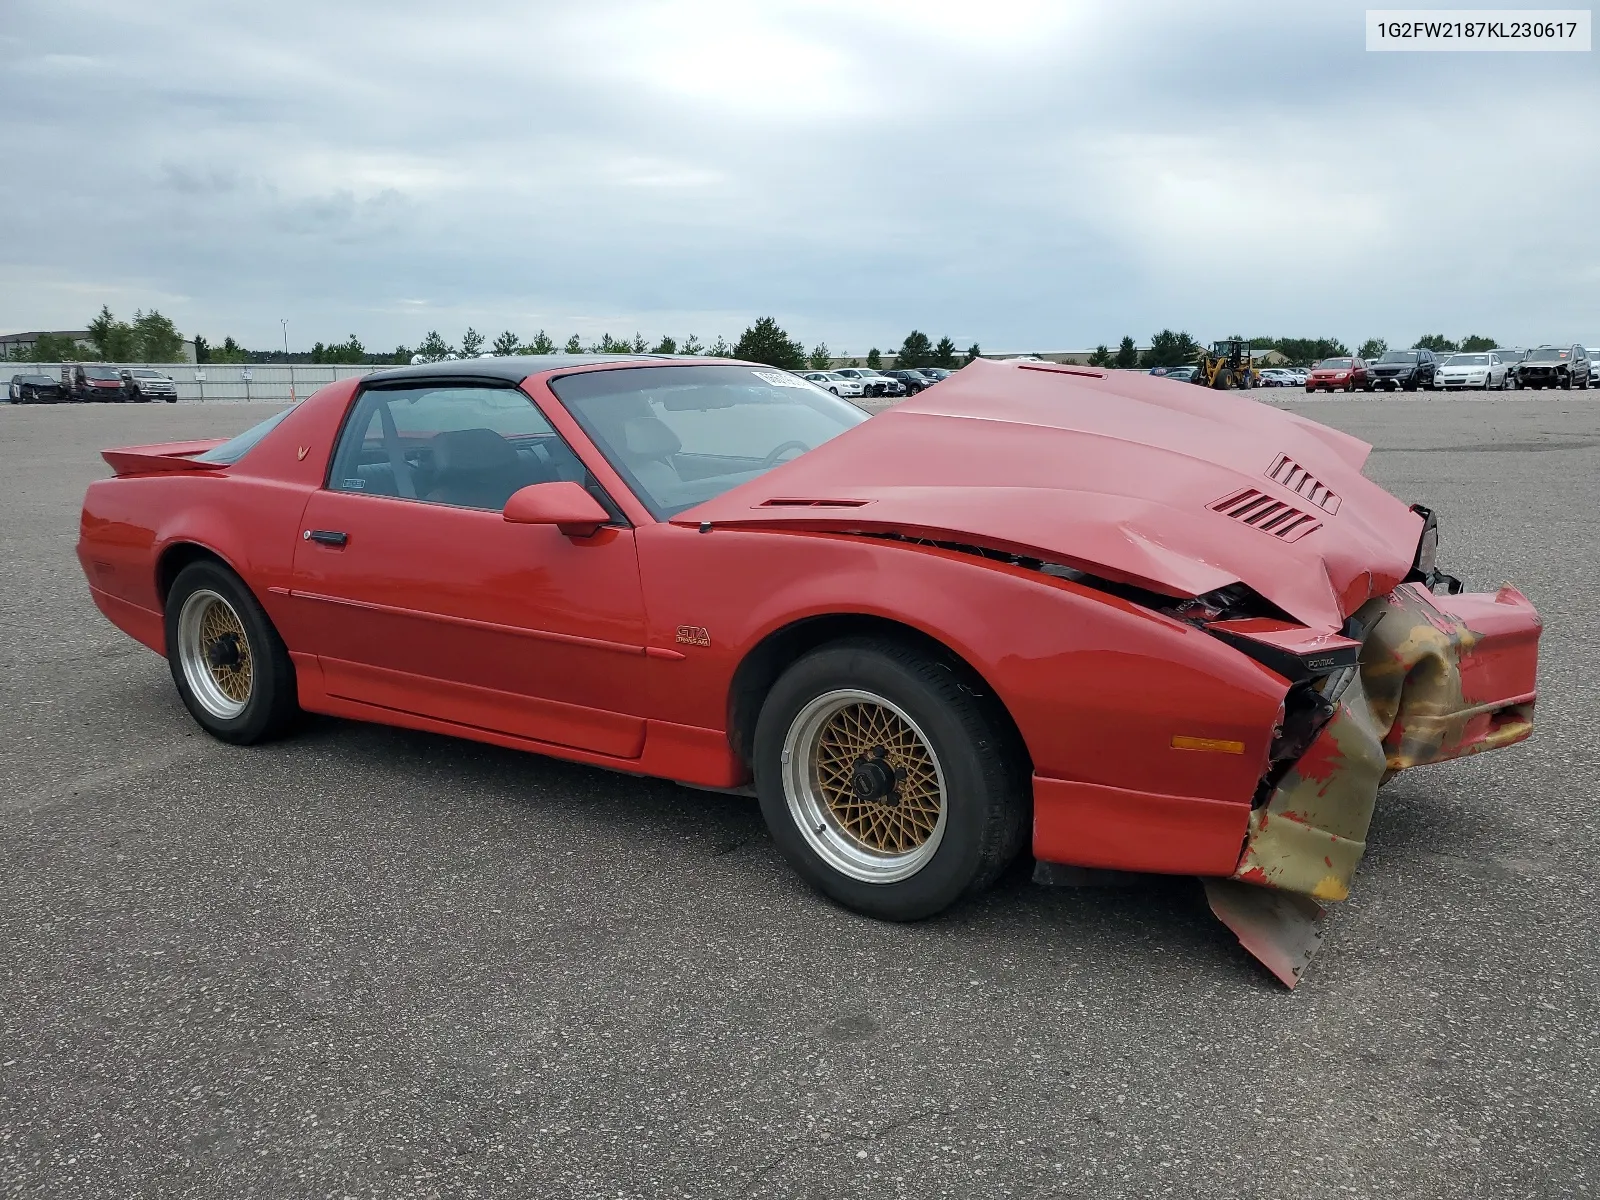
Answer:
[761, 440, 811, 469]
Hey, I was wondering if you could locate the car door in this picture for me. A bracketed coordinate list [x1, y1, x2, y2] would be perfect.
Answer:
[288, 379, 651, 758]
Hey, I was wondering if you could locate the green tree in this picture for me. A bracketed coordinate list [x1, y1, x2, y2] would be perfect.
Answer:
[1459, 334, 1497, 352]
[1414, 333, 1459, 354]
[415, 330, 453, 361]
[314, 334, 365, 364]
[591, 333, 633, 353]
[1143, 329, 1200, 369]
[897, 330, 934, 369]
[526, 330, 556, 354]
[390, 345, 412, 364]
[210, 336, 251, 363]
[681, 334, 705, 355]
[630, 333, 649, 353]
[563, 334, 584, 354]
[931, 336, 957, 369]
[1114, 336, 1139, 369]
[865, 348, 882, 369]
[86, 305, 137, 361]
[194, 335, 212, 363]
[731, 317, 805, 369]
[1358, 337, 1388, 360]
[807, 342, 832, 370]
[492, 330, 522, 356]
[1088, 344, 1113, 367]
[964, 343, 982, 366]
[19, 332, 84, 361]
[1254, 337, 1350, 366]
[130, 309, 184, 361]
[708, 336, 733, 357]
[459, 327, 485, 358]
[652, 335, 679, 354]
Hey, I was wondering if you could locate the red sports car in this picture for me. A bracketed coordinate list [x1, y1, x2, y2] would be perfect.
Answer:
[77, 356, 1541, 985]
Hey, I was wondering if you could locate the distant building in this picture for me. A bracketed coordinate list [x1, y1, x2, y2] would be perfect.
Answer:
[0, 331, 198, 363]
[0, 329, 93, 357]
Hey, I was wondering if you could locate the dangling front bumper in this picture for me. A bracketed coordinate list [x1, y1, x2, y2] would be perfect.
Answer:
[1208, 581, 1541, 985]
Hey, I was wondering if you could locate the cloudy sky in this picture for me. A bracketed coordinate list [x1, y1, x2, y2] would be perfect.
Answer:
[2, 0, 1595, 355]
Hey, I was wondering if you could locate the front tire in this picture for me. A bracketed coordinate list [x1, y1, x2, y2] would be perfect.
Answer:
[165, 560, 300, 745]
[753, 639, 1027, 921]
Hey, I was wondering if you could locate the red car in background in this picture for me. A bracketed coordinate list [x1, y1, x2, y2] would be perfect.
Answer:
[1305, 356, 1373, 393]
[75, 355, 1541, 985]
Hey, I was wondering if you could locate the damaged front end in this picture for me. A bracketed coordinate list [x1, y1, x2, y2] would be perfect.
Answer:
[1205, 579, 1541, 986]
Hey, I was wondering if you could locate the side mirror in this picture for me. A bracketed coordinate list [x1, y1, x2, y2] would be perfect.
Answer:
[503, 481, 610, 538]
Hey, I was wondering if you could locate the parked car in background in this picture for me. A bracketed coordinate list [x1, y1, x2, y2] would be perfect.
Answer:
[1256, 368, 1298, 387]
[832, 368, 903, 398]
[1284, 368, 1309, 386]
[882, 369, 931, 395]
[9, 372, 67, 403]
[1437, 352, 1509, 390]
[1305, 357, 1371, 392]
[63, 364, 130, 402]
[119, 368, 179, 403]
[800, 371, 864, 398]
[1368, 349, 1439, 392]
[917, 368, 951, 383]
[1160, 365, 1199, 383]
[1492, 349, 1526, 389]
[1515, 345, 1591, 390]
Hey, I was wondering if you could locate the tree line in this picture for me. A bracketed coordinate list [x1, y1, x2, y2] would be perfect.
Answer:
[1082, 330, 1507, 370]
[4, 306, 1511, 373]
[4, 306, 186, 363]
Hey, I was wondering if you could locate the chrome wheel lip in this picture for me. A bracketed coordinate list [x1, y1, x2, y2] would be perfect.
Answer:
[781, 688, 947, 884]
[176, 588, 250, 720]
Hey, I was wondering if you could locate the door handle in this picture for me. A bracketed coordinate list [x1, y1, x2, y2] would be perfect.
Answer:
[304, 529, 348, 547]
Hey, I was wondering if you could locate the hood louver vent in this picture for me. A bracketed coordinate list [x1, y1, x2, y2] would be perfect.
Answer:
[759, 497, 869, 508]
[1265, 454, 1340, 514]
[1209, 488, 1322, 542]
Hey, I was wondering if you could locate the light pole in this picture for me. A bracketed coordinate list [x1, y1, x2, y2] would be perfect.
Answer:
[281, 319, 294, 403]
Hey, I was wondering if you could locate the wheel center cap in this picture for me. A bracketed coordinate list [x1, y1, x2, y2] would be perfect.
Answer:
[851, 754, 898, 804]
[207, 633, 242, 670]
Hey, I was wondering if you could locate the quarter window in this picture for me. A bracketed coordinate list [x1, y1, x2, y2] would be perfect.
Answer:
[327, 383, 603, 513]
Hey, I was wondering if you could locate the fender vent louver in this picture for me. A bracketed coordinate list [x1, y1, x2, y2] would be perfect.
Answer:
[1265, 453, 1340, 514]
[1209, 488, 1322, 542]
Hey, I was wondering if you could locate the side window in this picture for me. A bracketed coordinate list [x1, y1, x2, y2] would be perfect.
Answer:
[327, 383, 596, 513]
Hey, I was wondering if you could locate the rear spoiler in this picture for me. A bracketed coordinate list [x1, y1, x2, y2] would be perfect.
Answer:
[101, 440, 228, 477]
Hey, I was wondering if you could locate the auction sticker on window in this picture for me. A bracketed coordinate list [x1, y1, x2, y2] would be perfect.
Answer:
[751, 370, 810, 389]
[1367, 10, 1591, 50]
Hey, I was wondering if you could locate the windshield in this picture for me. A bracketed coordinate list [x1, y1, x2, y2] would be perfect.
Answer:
[550, 364, 869, 519]
[1378, 351, 1419, 363]
[195, 406, 296, 465]
[1525, 347, 1567, 362]
[1316, 358, 1353, 369]
[83, 366, 122, 380]
[1446, 354, 1490, 366]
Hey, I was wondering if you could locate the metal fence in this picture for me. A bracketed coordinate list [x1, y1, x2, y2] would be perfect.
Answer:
[5, 362, 379, 403]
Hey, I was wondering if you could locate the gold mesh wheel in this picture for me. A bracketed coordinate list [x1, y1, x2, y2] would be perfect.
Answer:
[176, 589, 254, 719]
[782, 689, 947, 883]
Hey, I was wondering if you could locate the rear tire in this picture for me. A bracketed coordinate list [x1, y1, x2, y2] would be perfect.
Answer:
[753, 638, 1028, 921]
[165, 560, 300, 745]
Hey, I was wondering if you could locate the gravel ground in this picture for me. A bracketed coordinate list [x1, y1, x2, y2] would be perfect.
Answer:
[2, 396, 1597, 1199]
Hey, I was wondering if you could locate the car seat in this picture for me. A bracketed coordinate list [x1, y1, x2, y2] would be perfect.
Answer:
[424, 427, 530, 510]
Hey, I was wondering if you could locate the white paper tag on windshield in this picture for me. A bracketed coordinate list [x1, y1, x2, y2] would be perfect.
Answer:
[751, 370, 809, 389]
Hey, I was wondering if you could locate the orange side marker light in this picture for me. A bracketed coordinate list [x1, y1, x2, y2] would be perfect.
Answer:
[1172, 735, 1245, 754]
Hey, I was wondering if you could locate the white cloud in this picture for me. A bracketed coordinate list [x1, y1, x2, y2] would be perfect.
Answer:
[0, 0, 1595, 351]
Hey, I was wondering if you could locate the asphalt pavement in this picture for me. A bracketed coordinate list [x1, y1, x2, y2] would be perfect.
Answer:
[2, 396, 1597, 1199]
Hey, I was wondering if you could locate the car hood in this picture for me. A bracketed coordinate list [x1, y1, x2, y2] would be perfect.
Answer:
[674, 358, 1423, 632]
[1372, 362, 1417, 371]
